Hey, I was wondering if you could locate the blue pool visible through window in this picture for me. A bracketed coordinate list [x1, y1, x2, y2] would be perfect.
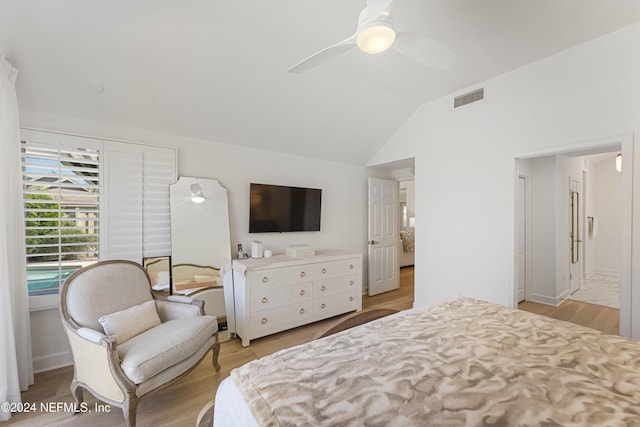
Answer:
[27, 265, 82, 296]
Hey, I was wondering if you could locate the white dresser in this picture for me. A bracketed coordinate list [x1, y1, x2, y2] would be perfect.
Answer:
[227, 249, 362, 347]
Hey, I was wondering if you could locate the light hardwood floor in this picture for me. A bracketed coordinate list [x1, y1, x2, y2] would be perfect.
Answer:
[518, 298, 619, 335]
[9, 268, 620, 427]
[8, 267, 414, 427]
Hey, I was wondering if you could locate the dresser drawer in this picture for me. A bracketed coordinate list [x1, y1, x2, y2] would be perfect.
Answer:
[312, 258, 360, 280]
[313, 291, 361, 319]
[248, 265, 312, 289]
[313, 275, 359, 298]
[250, 283, 312, 313]
[250, 302, 313, 336]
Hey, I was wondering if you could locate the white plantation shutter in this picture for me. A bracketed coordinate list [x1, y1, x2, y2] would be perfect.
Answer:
[143, 150, 174, 257]
[104, 147, 143, 261]
[21, 130, 101, 296]
[103, 141, 176, 261]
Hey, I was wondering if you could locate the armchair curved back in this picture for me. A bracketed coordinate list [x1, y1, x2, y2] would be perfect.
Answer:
[60, 260, 154, 331]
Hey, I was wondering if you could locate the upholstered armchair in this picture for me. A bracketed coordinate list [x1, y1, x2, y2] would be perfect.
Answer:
[59, 260, 220, 427]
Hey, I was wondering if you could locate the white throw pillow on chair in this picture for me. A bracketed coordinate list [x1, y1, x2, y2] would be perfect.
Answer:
[99, 300, 161, 345]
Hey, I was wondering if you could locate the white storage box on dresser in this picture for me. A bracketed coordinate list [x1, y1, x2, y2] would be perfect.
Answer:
[227, 249, 362, 346]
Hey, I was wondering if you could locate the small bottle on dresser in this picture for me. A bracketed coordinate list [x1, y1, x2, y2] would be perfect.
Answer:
[237, 244, 248, 259]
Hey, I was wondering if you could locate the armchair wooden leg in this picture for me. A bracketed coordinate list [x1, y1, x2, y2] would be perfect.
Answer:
[70, 379, 83, 414]
[122, 396, 139, 427]
[212, 340, 221, 372]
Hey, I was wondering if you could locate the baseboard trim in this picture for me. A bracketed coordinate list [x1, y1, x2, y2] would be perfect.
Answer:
[528, 292, 568, 307]
[32, 350, 73, 373]
[557, 288, 571, 301]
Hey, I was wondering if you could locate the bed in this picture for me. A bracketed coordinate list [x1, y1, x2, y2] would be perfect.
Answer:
[399, 230, 414, 267]
[213, 298, 640, 426]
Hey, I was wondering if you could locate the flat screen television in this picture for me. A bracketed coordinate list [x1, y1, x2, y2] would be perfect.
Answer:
[249, 183, 322, 233]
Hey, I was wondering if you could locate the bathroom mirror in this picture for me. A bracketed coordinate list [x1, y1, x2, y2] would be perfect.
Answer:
[170, 177, 234, 339]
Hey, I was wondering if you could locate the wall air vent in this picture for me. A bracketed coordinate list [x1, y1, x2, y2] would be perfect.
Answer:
[454, 88, 484, 108]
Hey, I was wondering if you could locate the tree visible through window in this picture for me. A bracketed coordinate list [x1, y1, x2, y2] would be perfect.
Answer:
[22, 141, 100, 296]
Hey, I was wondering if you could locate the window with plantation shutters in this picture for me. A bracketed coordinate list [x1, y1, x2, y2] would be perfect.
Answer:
[21, 129, 176, 301]
[21, 131, 101, 296]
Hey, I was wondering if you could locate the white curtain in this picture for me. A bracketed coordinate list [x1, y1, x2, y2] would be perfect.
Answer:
[0, 55, 33, 422]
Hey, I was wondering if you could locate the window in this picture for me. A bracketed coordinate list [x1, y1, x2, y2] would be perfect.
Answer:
[21, 129, 177, 302]
[22, 133, 101, 296]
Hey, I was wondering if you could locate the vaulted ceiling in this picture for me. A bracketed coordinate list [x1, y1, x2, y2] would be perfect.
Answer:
[2, 1, 640, 164]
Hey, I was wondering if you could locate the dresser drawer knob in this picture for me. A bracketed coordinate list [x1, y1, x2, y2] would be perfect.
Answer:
[261, 318, 268, 324]
[349, 264, 354, 269]
[349, 296, 354, 302]
[349, 280, 354, 286]
[299, 308, 305, 315]
[262, 276, 268, 283]
[261, 297, 268, 304]
[321, 268, 326, 274]
[321, 303, 326, 309]
[300, 271, 305, 277]
[300, 290, 305, 296]
[321, 285, 326, 292]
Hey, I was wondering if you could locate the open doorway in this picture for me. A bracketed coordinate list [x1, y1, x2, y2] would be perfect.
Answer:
[568, 153, 621, 309]
[399, 180, 415, 269]
[366, 158, 415, 303]
[514, 135, 632, 337]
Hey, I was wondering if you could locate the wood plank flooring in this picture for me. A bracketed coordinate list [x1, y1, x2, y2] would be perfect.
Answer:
[518, 298, 619, 335]
[7, 267, 414, 427]
[9, 267, 620, 426]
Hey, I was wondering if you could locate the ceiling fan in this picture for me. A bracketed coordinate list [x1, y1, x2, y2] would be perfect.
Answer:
[287, 0, 456, 73]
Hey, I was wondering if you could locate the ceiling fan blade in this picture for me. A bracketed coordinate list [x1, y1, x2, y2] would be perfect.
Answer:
[393, 32, 457, 70]
[366, 0, 395, 17]
[288, 35, 357, 73]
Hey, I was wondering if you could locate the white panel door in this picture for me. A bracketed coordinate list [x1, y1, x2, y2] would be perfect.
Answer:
[516, 177, 526, 302]
[368, 178, 399, 296]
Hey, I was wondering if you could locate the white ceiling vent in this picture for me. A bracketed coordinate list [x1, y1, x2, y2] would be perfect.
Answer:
[454, 88, 484, 108]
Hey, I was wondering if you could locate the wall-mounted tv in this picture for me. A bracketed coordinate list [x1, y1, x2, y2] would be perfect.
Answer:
[249, 183, 322, 233]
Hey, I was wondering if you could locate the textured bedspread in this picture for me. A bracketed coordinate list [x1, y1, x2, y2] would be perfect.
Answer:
[230, 298, 640, 426]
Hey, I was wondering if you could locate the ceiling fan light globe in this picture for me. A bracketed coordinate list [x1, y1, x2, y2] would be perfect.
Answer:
[190, 183, 206, 203]
[357, 24, 395, 54]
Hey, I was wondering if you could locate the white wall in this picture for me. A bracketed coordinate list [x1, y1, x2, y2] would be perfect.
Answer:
[528, 156, 558, 304]
[19, 112, 374, 371]
[30, 307, 70, 372]
[367, 22, 640, 337]
[173, 137, 371, 258]
[524, 154, 577, 304]
[586, 154, 622, 276]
